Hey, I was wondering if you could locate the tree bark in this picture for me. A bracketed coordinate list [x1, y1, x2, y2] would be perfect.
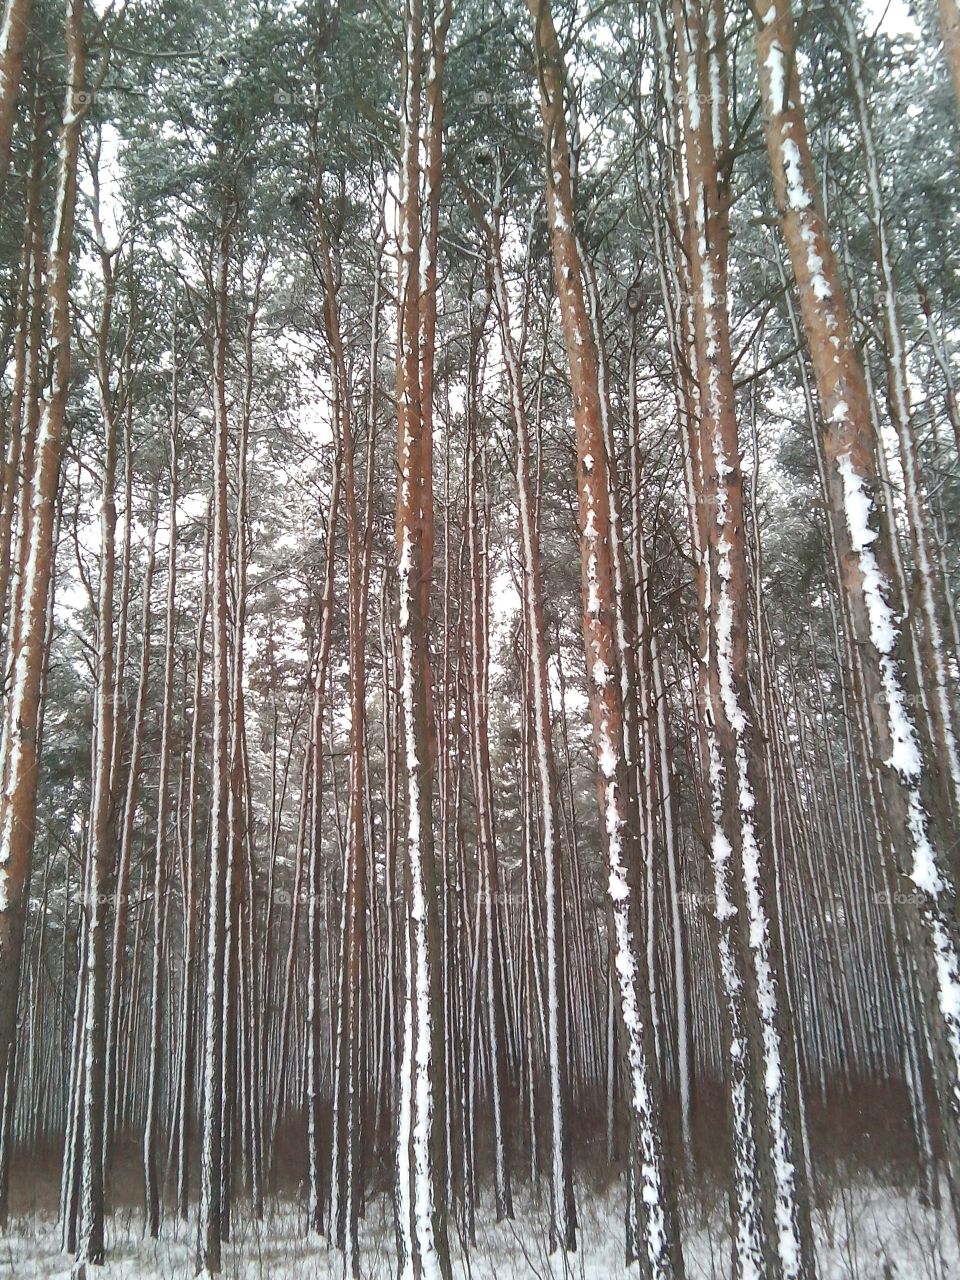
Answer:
[394, 0, 452, 1272]
[197, 191, 235, 1278]
[0, 0, 86, 1222]
[0, 0, 33, 190]
[527, 0, 683, 1272]
[755, 0, 960, 1207]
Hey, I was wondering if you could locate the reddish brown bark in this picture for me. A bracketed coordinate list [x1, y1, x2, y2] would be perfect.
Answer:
[527, 0, 682, 1270]
[0, 0, 86, 1189]
[756, 0, 960, 1208]
[0, 0, 33, 189]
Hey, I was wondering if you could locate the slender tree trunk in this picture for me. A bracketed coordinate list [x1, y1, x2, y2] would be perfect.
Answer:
[671, 2, 817, 1274]
[145, 379, 179, 1239]
[104, 490, 158, 1161]
[314, 212, 368, 1276]
[0, 0, 86, 1176]
[197, 193, 235, 1278]
[74, 212, 120, 1274]
[463, 290, 513, 1223]
[527, 1, 683, 1272]
[394, 1, 452, 1273]
[487, 206, 575, 1252]
[176, 510, 209, 1219]
[307, 455, 341, 1237]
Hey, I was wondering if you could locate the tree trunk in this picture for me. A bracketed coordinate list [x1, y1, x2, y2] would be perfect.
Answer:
[0, 0, 33, 189]
[939, 0, 960, 114]
[0, 0, 85, 1231]
[197, 193, 235, 1278]
[755, 0, 960, 1205]
[671, 2, 817, 1274]
[488, 205, 576, 1252]
[394, 1, 452, 1273]
[527, 0, 683, 1272]
[145, 370, 179, 1239]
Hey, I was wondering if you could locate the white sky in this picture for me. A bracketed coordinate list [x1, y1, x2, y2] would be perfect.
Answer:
[864, 0, 920, 38]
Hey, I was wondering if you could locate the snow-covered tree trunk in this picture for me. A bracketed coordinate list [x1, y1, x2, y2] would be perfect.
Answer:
[394, 1, 452, 1273]
[463, 290, 513, 1224]
[144, 379, 178, 1240]
[488, 205, 576, 1254]
[0, 0, 85, 1232]
[0, 0, 32, 189]
[841, 7, 960, 826]
[672, 2, 817, 1275]
[755, 0, 960, 1203]
[528, 0, 684, 1272]
[197, 196, 235, 1278]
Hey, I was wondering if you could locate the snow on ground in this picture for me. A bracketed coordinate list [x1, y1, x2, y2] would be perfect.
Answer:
[1, 1182, 956, 1278]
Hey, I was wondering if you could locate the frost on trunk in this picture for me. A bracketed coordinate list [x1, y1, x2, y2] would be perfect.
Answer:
[394, 0, 451, 1274]
[0, 0, 33, 189]
[144, 404, 178, 1241]
[671, 2, 817, 1275]
[197, 211, 234, 1279]
[314, 214, 368, 1274]
[528, 0, 683, 1273]
[487, 204, 576, 1253]
[755, 0, 960, 1192]
[840, 7, 960, 827]
[464, 292, 513, 1224]
[0, 0, 86, 1208]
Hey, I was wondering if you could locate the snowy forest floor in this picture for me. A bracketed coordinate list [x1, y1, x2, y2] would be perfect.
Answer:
[1, 1177, 957, 1279]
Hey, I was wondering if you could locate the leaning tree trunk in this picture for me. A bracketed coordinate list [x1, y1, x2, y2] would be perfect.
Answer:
[755, 0, 960, 1204]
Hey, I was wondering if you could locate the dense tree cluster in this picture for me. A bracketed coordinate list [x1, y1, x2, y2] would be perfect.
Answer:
[0, 0, 959, 1276]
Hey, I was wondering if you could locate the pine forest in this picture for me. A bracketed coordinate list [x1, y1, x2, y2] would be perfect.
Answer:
[0, 0, 960, 1277]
